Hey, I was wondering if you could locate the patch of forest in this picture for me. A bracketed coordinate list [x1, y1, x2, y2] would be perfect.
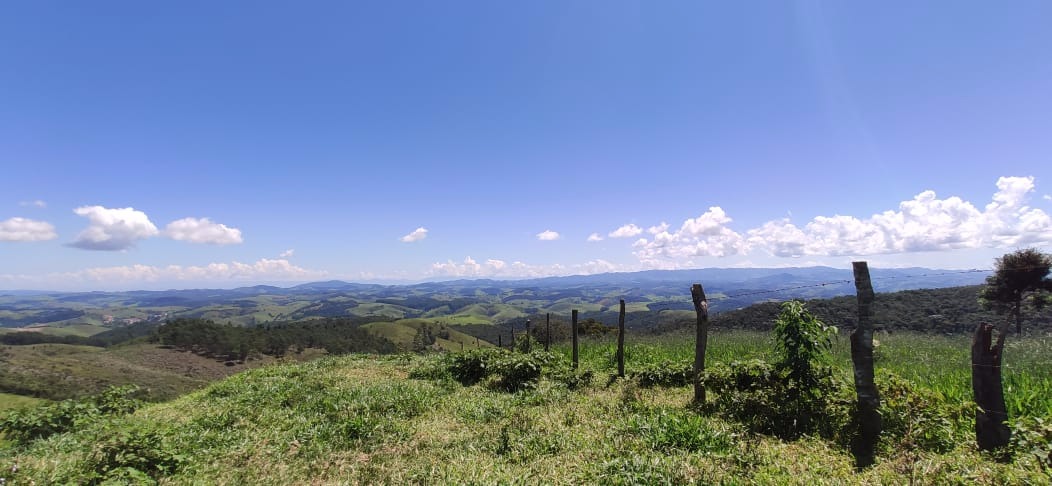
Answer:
[707, 285, 1052, 334]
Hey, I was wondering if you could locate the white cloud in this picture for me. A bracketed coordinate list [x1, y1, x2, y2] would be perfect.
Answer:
[632, 207, 748, 266]
[429, 256, 626, 278]
[164, 217, 243, 245]
[400, 227, 428, 243]
[647, 222, 669, 235]
[71, 206, 159, 251]
[279, 249, 295, 258]
[0, 217, 57, 242]
[609, 224, 643, 238]
[19, 200, 46, 208]
[0, 258, 324, 290]
[536, 230, 561, 241]
[631, 176, 1052, 267]
[586, 233, 603, 242]
[1044, 194, 1051, 201]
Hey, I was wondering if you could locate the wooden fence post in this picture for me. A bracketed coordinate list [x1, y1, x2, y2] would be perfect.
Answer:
[525, 319, 531, 353]
[851, 261, 881, 468]
[498, 334, 502, 349]
[572, 309, 579, 369]
[545, 313, 551, 352]
[511, 326, 516, 352]
[972, 322, 1011, 451]
[691, 284, 709, 405]
[617, 299, 626, 378]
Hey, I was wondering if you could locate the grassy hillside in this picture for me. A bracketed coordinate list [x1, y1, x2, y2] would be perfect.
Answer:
[0, 342, 302, 401]
[2, 332, 1049, 484]
[363, 319, 492, 351]
[0, 393, 42, 412]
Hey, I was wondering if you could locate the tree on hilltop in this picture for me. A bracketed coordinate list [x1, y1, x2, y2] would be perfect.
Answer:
[979, 247, 1052, 334]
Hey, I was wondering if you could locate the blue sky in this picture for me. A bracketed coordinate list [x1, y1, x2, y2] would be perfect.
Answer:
[3, 1, 1052, 290]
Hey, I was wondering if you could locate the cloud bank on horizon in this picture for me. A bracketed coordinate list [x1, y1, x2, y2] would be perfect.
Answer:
[427, 176, 1052, 278]
[3, 176, 1052, 288]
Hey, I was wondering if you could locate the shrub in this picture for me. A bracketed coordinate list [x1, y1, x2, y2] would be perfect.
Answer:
[1010, 416, 1052, 470]
[0, 385, 143, 446]
[876, 372, 968, 454]
[488, 352, 557, 392]
[630, 361, 692, 388]
[446, 348, 502, 386]
[702, 359, 848, 439]
[701, 302, 845, 440]
[83, 421, 185, 484]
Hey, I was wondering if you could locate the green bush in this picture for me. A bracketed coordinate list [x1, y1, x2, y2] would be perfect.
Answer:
[1010, 416, 1052, 470]
[446, 348, 502, 386]
[877, 371, 968, 453]
[630, 360, 692, 388]
[82, 421, 184, 484]
[0, 385, 143, 446]
[701, 302, 846, 440]
[489, 352, 558, 392]
[702, 359, 848, 439]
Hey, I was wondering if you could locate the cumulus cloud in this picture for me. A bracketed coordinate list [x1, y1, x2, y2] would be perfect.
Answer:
[0, 217, 57, 242]
[429, 256, 624, 278]
[279, 249, 295, 258]
[647, 222, 669, 235]
[19, 200, 46, 208]
[587, 233, 603, 242]
[0, 258, 325, 289]
[609, 224, 643, 238]
[1044, 194, 1051, 201]
[631, 176, 1052, 267]
[536, 230, 561, 241]
[164, 217, 243, 245]
[632, 207, 748, 265]
[400, 227, 428, 243]
[70, 206, 159, 251]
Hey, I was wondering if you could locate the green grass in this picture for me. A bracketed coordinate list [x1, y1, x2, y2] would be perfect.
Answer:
[2, 348, 1047, 484]
[363, 319, 492, 351]
[552, 330, 1052, 418]
[0, 342, 287, 401]
[0, 392, 43, 412]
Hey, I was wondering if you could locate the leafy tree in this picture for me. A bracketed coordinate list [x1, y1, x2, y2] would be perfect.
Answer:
[979, 248, 1052, 334]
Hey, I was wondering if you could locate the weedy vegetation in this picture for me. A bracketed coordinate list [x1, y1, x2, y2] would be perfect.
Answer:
[1, 314, 1050, 484]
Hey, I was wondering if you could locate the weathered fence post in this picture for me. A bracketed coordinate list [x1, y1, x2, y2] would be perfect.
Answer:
[476, 336, 480, 348]
[460, 342, 464, 351]
[972, 322, 1011, 452]
[511, 326, 516, 352]
[851, 261, 881, 468]
[617, 299, 626, 378]
[572, 309, 579, 369]
[525, 319, 531, 353]
[545, 313, 551, 352]
[691, 284, 709, 405]
[498, 334, 502, 349]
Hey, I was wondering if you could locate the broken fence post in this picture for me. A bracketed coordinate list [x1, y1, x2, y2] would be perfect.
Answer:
[851, 261, 882, 469]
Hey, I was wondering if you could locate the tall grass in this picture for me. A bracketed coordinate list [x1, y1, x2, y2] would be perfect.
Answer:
[553, 330, 1052, 418]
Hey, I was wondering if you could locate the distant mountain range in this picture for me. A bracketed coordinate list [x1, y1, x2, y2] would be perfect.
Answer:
[0, 266, 990, 332]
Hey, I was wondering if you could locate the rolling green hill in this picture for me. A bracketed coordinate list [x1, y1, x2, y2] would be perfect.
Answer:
[1, 347, 1047, 484]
